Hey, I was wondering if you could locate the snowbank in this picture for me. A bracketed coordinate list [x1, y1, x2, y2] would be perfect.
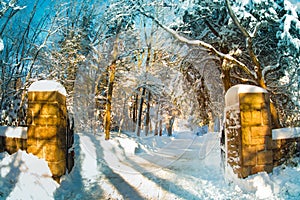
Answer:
[0, 150, 58, 199]
[28, 80, 67, 96]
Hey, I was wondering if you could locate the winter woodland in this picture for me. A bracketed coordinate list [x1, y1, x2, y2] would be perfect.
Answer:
[0, 0, 300, 199]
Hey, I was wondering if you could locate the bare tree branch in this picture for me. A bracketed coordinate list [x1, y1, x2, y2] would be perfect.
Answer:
[225, 0, 265, 87]
[132, 1, 256, 80]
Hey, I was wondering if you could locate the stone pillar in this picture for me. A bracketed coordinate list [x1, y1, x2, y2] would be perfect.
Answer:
[27, 80, 67, 181]
[224, 84, 273, 178]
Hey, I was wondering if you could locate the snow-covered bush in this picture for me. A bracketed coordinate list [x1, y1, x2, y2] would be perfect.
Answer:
[0, 93, 26, 126]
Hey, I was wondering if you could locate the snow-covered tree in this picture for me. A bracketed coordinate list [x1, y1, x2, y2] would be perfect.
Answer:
[0, 0, 51, 125]
[132, 0, 300, 127]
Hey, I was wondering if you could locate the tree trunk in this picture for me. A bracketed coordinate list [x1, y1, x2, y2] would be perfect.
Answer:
[270, 101, 281, 128]
[135, 87, 145, 136]
[119, 93, 127, 134]
[104, 61, 116, 140]
[166, 116, 175, 136]
[221, 61, 232, 92]
[154, 102, 159, 136]
[159, 105, 163, 136]
[133, 93, 138, 123]
[144, 91, 151, 136]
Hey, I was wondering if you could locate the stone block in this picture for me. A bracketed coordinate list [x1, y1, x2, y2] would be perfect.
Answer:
[256, 144, 265, 152]
[27, 81, 68, 181]
[3, 137, 26, 153]
[251, 164, 273, 174]
[44, 144, 66, 162]
[251, 126, 271, 137]
[251, 137, 266, 145]
[257, 150, 273, 165]
[47, 137, 66, 148]
[251, 110, 263, 126]
[242, 127, 252, 145]
[27, 145, 44, 158]
[27, 126, 55, 140]
[262, 109, 271, 125]
[28, 91, 66, 105]
[265, 136, 273, 150]
[30, 115, 66, 126]
[242, 145, 257, 166]
[4, 137, 17, 148]
[5, 145, 18, 154]
[240, 166, 251, 178]
[252, 103, 263, 111]
[240, 103, 251, 111]
[37, 126, 61, 140]
[28, 102, 66, 117]
[26, 137, 38, 146]
[241, 111, 252, 125]
[48, 160, 66, 178]
[239, 93, 265, 105]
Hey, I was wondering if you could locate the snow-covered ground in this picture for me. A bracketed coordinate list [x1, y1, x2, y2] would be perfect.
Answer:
[1, 130, 300, 199]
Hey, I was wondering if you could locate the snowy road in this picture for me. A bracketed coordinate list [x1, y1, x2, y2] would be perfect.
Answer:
[54, 131, 256, 199]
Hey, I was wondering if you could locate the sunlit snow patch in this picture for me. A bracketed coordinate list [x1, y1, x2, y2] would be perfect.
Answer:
[0, 150, 58, 199]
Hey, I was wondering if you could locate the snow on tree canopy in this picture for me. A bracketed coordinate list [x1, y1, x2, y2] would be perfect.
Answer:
[28, 80, 67, 96]
[225, 84, 268, 106]
[278, 1, 300, 50]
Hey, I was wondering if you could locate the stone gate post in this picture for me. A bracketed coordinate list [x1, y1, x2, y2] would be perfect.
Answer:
[224, 84, 273, 178]
[27, 80, 67, 181]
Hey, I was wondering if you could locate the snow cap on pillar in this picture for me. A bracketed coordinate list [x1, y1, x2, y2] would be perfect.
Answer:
[28, 80, 67, 96]
[225, 84, 268, 106]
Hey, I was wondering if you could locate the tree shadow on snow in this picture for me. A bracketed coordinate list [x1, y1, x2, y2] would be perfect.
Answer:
[90, 133, 145, 200]
[102, 162, 145, 200]
[0, 151, 23, 199]
[55, 133, 144, 200]
[54, 133, 103, 199]
[125, 154, 202, 199]
[110, 136, 202, 199]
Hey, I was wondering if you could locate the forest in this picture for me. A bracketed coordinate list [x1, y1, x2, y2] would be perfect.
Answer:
[0, 0, 299, 139]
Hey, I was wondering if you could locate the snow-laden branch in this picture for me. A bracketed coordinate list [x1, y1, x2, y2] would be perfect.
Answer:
[0, 0, 25, 17]
[225, 0, 250, 38]
[262, 64, 280, 79]
[251, 21, 268, 38]
[225, 0, 263, 87]
[132, 1, 256, 79]
[0, 37, 3, 51]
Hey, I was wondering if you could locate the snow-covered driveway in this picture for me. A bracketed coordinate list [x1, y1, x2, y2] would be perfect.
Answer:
[54, 131, 258, 199]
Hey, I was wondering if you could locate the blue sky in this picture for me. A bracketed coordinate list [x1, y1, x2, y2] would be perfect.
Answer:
[290, 0, 300, 10]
